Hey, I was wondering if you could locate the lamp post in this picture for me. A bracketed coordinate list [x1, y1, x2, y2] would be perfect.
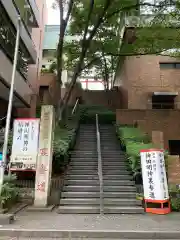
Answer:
[0, 16, 21, 193]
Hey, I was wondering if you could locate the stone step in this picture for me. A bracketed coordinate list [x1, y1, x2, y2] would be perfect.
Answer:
[66, 174, 132, 180]
[76, 143, 95, 146]
[60, 198, 141, 206]
[63, 185, 136, 192]
[70, 157, 98, 160]
[70, 161, 127, 166]
[61, 192, 136, 198]
[57, 206, 144, 214]
[65, 179, 134, 186]
[73, 151, 97, 153]
[101, 154, 124, 156]
[68, 166, 128, 170]
[57, 205, 100, 214]
[1, 229, 178, 239]
[67, 169, 130, 175]
[103, 206, 144, 214]
[78, 137, 96, 140]
[73, 149, 97, 151]
[71, 153, 97, 157]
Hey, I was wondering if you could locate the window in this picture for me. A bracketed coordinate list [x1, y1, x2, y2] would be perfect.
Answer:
[159, 62, 180, 69]
[169, 140, 180, 155]
[152, 95, 175, 109]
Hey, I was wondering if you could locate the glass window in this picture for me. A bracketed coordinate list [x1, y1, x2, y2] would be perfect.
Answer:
[175, 63, 180, 69]
[159, 63, 175, 69]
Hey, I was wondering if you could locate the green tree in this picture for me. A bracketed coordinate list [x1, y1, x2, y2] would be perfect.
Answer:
[54, 0, 177, 116]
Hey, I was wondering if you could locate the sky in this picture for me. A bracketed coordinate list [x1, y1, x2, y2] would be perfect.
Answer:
[46, 0, 60, 25]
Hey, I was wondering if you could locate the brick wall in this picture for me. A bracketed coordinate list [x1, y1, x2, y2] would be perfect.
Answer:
[115, 55, 180, 109]
[116, 109, 180, 148]
[38, 73, 61, 106]
[82, 89, 122, 110]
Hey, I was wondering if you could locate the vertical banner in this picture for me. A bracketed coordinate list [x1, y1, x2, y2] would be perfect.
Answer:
[34, 105, 55, 207]
[10, 118, 40, 171]
[140, 149, 169, 201]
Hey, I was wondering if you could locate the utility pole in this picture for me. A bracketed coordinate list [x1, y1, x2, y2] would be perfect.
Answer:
[0, 16, 21, 193]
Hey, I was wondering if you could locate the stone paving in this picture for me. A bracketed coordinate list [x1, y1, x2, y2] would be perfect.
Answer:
[1, 210, 180, 231]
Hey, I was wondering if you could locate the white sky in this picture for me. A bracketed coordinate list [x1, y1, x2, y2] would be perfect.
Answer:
[46, 0, 60, 25]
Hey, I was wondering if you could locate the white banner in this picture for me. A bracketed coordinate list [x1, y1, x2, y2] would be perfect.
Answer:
[10, 118, 40, 171]
[140, 149, 169, 201]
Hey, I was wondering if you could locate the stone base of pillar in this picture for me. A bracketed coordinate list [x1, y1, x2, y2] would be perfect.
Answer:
[26, 205, 55, 212]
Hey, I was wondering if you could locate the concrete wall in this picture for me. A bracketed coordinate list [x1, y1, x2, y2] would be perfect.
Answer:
[17, 0, 47, 117]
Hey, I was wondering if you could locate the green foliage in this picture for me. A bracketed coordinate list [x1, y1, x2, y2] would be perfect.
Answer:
[52, 114, 79, 174]
[80, 105, 116, 124]
[118, 127, 150, 144]
[0, 174, 19, 208]
[117, 126, 169, 185]
[169, 185, 180, 211]
[41, 61, 57, 74]
[62, 0, 179, 78]
[65, 81, 82, 89]
[53, 127, 76, 157]
[117, 126, 154, 177]
[126, 141, 154, 175]
[121, 27, 180, 56]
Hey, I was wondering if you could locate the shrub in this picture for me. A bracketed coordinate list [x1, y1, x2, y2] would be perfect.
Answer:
[0, 174, 19, 209]
[52, 115, 79, 175]
[118, 127, 151, 146]
[80, 105, 115, 124]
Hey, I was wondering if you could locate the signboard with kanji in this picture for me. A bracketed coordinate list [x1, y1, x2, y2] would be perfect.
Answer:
[140, 149, 169, 201]
[10, 118, 40, 171]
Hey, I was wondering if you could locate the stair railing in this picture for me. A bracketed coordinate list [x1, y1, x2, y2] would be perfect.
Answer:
[72, 98, 79, 115]
[96, 114, 103, 214]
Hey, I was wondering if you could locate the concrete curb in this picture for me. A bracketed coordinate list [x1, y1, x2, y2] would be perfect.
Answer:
[0, 229, 180, 239]
[0, 214, 14, 225]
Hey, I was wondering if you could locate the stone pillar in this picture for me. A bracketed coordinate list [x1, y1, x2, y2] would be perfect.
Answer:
[152, 131, 164, 149]
[167, 155, 180, 185]
[34, 105, 55, 207]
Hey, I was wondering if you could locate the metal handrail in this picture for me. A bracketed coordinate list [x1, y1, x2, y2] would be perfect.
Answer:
[72, 98, 79, 115]
[0, 116, 6, 121]
[96, 114, 103, 214]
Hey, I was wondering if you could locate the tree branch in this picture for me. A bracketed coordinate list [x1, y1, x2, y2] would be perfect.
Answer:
[64, 0, 74, 27]
[87, 0, 112, 44]
[81, 56, 102, 71]
[105, 2, 175, 21]
[106, 51, 173, 57]
[58, 0, 64, 22]
[82, 0, 94, 43]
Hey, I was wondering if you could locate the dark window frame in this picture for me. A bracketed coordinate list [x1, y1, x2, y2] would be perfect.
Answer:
[159, 62, 180, 69]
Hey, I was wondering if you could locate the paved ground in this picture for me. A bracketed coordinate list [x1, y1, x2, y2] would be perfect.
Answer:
[1, 239, 180, 240]
[1, 209, 180, 231]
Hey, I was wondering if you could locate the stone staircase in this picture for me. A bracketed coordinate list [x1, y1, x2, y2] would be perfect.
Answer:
[99, 124, 143, 213]
[58, 123, 143, 214]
